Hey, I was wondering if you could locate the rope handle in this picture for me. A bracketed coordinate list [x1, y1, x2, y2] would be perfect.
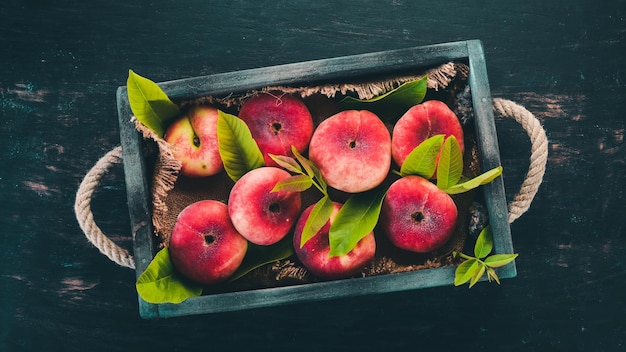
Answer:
[74, 98, 548, 267]
[492, 98, 548, 223]
[74, 146, 135, 269]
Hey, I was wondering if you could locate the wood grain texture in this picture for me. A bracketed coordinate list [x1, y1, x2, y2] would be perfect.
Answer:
[1, 0, 624, 350]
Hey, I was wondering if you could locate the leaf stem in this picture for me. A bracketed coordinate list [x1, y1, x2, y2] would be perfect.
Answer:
[456, 251, 475, 261]
[311, 177, 328, 197]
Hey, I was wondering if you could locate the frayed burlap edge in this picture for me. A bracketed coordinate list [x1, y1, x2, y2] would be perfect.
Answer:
[184, 62, 468, 109]
[131, 116, 181, 245]
[258, 61, 467, 100]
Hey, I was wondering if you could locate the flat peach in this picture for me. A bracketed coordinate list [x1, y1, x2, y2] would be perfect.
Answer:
[169, 200, 248, 285]
[238, 93, 313, 167]
[380, 176, 458, 253]
[228, 167, 301, 245]
[308, 110, 391, 193]
[392, 100, 464, 178]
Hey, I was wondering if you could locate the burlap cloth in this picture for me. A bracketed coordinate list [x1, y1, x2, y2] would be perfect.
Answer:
[133, 61, 487, 292]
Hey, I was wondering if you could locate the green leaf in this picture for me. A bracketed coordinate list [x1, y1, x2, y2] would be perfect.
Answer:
[229, 236, 294, 282]
[341, 76, 428, 121]
[469, 263, 486, 288]
[217, 110, 265, 181]
[300, 195, 334, 248]
[136, 248, 203, 304]
[271, 174, 313, 193]
[474, 226, 494, 259]
[454, 258, 479, 286]
[484, 253, 519, 268]
[436, 135, 463, 189]
[328, 187, 386, 257]
[309, 162, 326, 193]
[443, 166, 503, 194]
[269, 154, 303, 174]
[127, 70, 180, 138]
[400, 134, 445, 177]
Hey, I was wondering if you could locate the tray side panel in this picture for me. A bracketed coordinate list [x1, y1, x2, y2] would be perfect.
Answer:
[156, 41, 471, 99]
[467, 40, 517, 279]
[116, 86, 161, 318]
[157, 266, 458, 317]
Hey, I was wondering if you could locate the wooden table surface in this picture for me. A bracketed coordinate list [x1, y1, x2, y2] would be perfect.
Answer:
[1, 1, 624, 351]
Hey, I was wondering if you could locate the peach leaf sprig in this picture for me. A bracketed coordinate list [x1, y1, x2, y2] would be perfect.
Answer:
[270, 146, 328, 195]
[452, 226, 518, 287]
[399, 134, 446, 178]
[326, 187, 386, 257]
[127, 70, 181, 138]
[399, 134, 503, 194]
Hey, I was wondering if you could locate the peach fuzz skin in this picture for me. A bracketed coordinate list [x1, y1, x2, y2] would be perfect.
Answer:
[380, 176, 458, 253]
[308, 110, 391, 193]
[238, 93, 314, 167]
[169, 200, 248, 285]
[392, 100, 464, 176]
[164, 105, 223, 177]
[228, 167, 301, 245]
[293, 202, 376, 280]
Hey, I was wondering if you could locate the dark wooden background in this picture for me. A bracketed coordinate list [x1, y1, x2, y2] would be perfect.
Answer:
[1, 1, 624, 351]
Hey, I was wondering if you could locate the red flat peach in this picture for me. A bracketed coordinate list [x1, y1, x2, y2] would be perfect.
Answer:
[228, 167, 301, 245]
[392, 100, 464, 178]
[380, 176, 458, 253]
[169, 200, 248, 285]
[308, 110, 391, 193]
[238, 93, 313, 167]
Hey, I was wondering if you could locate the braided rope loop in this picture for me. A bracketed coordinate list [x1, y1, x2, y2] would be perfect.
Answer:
[74, 146, 135, 269]
[493, 98, 548, 224]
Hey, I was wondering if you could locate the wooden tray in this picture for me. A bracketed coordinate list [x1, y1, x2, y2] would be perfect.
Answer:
[117, 40, 516, 319]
